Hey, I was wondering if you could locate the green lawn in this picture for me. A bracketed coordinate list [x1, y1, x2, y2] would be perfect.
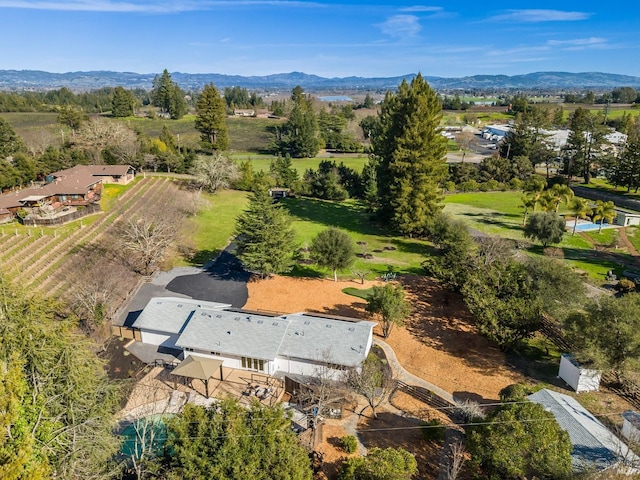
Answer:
[187, 189, 250, 265]
[442, 190, 632, 281]
[185, 192, 430, 279]
[342, 287, 374, 300]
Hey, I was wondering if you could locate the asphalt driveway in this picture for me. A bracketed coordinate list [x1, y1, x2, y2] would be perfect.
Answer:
[117, 245, 249, 327]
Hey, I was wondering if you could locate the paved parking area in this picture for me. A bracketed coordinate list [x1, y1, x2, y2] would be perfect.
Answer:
[116, 246, 249, 327]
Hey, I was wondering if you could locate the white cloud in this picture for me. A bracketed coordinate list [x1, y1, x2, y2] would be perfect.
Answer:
[377, 14, 421, 38]
[547, 37, 606, 46]
[399, 5, 442, 13]
[487, 9, 591, 23]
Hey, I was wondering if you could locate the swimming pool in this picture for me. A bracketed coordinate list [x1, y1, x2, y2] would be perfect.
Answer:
[568, 221, 614, 232]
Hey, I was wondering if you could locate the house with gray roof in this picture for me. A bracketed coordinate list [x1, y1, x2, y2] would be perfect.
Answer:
[528, 389, 640, 474]
[132, 297, 376, 377]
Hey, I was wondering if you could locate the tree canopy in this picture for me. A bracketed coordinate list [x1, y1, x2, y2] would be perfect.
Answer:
[158, 399, 313, 480]
[338, 447, 417, 480]
[366, 283, 411, 338]
[111, 86, 136, 117]
[0, 274, 121, 478]
[274, 86, 321, 158]
[467, 402, 572, 480]
[309, 227, 356, 281]
[524, 211, 565, 247]
[234, 187, 296, 278]
[195, 83, 229, 153]
[151, 69, 187, 120]
[373, 73, 448, 236]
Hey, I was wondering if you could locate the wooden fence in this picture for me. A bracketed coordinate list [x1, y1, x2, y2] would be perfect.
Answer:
[111, 325, 141, 341]
[395, 380, 454, 410]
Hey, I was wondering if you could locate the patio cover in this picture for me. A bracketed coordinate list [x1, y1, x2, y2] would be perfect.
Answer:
[171, 355, 223, 397]
[172, 355, 223, 381]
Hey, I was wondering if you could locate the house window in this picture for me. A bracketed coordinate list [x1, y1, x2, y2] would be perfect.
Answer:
[242, 357, 265, 372]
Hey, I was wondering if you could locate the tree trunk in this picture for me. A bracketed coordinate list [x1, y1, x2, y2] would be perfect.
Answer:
[573, 218, 578, 235]
[333, 269, 338, 282]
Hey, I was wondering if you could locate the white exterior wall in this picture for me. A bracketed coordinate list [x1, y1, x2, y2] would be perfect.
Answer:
[622, 420, 640, 443]
[188, 350, 275, 374]
[615, 213, 640, 227]
[140, 330, 179, 349]
[274, 356, 348, 380]
[559, 354, 601, 392]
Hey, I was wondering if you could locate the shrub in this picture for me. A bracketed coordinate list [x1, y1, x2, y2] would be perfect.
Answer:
[420, 418, 446, 441]
[508, 177, 524, 190]
[458, 179, 479, 192]
[617, 278, 636, 293]
[499, 382, 537, 402]
[543, 246, 564, 258]
[444, 180, 456, 192]
[341, 435, 358, 453]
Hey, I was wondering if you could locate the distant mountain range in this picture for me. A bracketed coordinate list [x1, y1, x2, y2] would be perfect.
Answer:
[0, 70, 639, 91]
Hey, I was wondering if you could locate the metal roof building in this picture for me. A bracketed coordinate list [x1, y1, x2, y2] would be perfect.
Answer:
[528, 389, 640, 473]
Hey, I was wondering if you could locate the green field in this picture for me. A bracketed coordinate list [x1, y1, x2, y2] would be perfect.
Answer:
[229, 154, 369, 173]
[187, 192, 430, 279]
[443, 190, 634, 280]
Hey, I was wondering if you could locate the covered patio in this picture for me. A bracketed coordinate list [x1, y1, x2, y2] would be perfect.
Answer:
[171, 355, 224, 398]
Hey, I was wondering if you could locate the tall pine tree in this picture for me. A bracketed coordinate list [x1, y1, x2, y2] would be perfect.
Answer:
[275, 86, 320, 158]
[234, 188, 296, 278]
[373, 73, 448, 236]
[195, 83, 229, 153]
[151, 69, 187, 120]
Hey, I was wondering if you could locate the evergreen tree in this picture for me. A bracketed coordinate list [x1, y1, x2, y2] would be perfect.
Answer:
[110, 86, 136, 117]
[151, 69, 187, 119]
[0, 116, 24, 158]
[158, 399, 313, 479]
[467, 402, 572, 480]
[373, 74, 448, 236]
[563, 107, 609, 183]
[309, 227, 356, 281]
[195, 83, 229, 153]
[234, 188, 296, 278]
[275, 86, 321, 158]
[159, 124, 178, 153]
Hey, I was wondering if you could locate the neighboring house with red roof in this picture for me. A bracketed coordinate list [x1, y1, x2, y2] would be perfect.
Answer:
[0, 164, 135, 225]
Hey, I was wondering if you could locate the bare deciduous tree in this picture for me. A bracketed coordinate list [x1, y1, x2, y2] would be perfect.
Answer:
[345, 351, 395, 419]
[191, 153, 239, 192]
[446, 441, 467, 480]
[120, 213, 179, 275]
[72, 117, 139, 164]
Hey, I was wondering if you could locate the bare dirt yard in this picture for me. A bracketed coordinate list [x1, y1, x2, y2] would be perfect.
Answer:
[244, 274, 524, 402]
[244, 274, 525, 479]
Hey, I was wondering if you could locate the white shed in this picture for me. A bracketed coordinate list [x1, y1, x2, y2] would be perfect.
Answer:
[622, 411, 640, 443]
[614, 211, 640, 227]
[558, 354, 601, 393]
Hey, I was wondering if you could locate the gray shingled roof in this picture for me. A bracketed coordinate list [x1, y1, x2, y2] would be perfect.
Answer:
[132, 297, 230, 334]
[279, 313, 376, 367]
[528, 389, 639, 471]
[133, 297, 376, 367]
[176, 309, 290, 360]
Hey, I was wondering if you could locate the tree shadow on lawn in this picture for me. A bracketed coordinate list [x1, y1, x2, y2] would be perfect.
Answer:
[400, 275, 521, 375]
[389, 238, 435, 256]
[281, 197, 389, 237]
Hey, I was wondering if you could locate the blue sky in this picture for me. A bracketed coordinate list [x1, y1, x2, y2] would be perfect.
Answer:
[1, 0, 638, 78]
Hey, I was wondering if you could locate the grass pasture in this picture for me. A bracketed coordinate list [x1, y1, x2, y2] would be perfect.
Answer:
[229, 154, 369, 174]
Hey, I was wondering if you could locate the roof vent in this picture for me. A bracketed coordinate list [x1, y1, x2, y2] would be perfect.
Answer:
[304, 320, 310, 325]
[235, 316, 241, 320]
[177, 304, 183, 308]
[227, 331, 232, 335]
[272, 322, 279, 326]
[257, 320, 263, 324]
[216, 314, 222, 318]
[326, 324, 332, 328]
[348, 327, 355, 332]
